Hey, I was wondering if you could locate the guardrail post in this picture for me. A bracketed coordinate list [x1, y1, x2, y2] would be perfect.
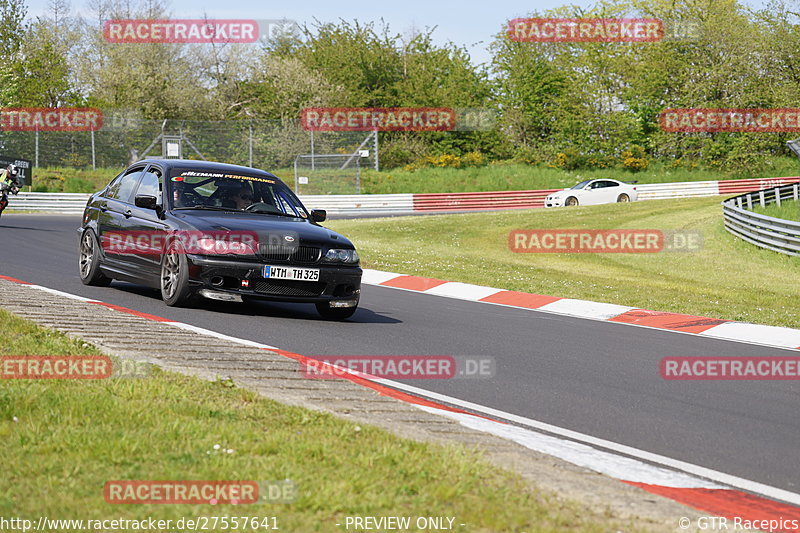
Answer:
[736, 197, 742, 209]
[776, 187, 782, 207]
[746, 195, 752, 210]
[759, 190, 765, 207]
[794, 184, 799, 201]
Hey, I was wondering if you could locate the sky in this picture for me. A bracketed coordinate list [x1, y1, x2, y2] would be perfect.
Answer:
[25, 0, 771, 66]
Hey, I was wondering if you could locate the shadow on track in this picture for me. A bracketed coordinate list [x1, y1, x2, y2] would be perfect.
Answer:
[110, 282, 401, 324]
[0, 224, 51, 231]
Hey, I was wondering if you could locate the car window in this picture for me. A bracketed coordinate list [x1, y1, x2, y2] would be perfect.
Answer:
[168, 167, 308, 217]
[600, 180, 620, 188]
[135, 167, 162, 203]
[106, 167, 145, 203]
[571, 180, 592, 190]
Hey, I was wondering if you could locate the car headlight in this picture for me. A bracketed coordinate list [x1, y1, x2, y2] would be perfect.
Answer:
[323, 248, 359, 264]
[195, 237, 256, 256]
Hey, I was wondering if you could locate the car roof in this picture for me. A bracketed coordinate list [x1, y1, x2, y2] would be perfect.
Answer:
[137, 159, 280, 180]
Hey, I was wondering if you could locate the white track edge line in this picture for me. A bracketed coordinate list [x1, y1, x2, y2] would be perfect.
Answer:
[366, 376, 800, 506]
[363, 275, 800, 353]
[18, 280, 800, 506]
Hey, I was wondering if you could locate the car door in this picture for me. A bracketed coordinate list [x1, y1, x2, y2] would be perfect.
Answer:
[126, 164, 168, 283]
[99, 165, 146, 271]
[596, 180, 621, 203]
[583, 180, 605, 205]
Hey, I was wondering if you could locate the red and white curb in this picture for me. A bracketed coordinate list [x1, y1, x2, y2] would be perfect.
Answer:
[362, 269, 800, 352]
[2, 273, 800, 529]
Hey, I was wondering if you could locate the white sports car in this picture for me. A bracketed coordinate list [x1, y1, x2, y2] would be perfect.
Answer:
[545, 179, 638, 208]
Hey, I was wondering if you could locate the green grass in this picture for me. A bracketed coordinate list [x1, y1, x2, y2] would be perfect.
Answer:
[0, 308, 631, 532]
[27, 157, 800, 194]
[359, 158, 800, 194]
[327, 196, 800, 329]
[752, 198, 800, 222]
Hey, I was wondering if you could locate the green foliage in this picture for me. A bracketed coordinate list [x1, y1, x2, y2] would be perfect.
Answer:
[5, 0, 800, 174]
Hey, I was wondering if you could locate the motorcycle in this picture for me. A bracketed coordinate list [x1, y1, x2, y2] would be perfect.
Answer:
[0, 180, 20, 218]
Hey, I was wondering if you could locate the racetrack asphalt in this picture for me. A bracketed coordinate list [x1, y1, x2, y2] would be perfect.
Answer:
[1, 214, 798, 495]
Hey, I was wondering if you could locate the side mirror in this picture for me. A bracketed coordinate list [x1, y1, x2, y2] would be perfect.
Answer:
[135, 195, 157, 209]
[310, 209, 327, 222]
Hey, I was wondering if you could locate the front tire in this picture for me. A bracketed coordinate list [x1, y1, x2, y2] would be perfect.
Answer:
[79, 230, 112, 286]
[565, 196, 579, 207]
[316, 302, 358, 320]
[160, 241, 195, 307]
[617, 193, 630, 203]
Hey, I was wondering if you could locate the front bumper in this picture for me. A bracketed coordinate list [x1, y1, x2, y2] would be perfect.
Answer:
[186, 255, 362, 304]
[544, 197, 564, 208]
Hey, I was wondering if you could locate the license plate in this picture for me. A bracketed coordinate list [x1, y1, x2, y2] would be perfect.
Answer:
[263, 265, 320, 281]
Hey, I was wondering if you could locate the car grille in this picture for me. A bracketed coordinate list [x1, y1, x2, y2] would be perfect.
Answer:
[258, 244, 321, 264]
[253, 279, 326, 297]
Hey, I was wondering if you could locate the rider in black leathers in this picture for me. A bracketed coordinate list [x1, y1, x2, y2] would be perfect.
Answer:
[0, 164, 21, 218]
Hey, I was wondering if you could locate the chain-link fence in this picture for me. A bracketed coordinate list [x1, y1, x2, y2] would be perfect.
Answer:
[294, 154, 362, 195]
[0, 117, 379, 174]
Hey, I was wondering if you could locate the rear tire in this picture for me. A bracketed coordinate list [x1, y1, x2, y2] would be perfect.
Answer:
[565, 196, 579, 207]
[617, 193, 630, 203]
[160, 241, 195, 307]
[316, 302, 358, 320]
[79, 230, 112, 286]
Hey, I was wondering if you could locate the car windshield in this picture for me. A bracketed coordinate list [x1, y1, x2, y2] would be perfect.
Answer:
[571, 180, 592, 190]
[168, 168, 308, 218]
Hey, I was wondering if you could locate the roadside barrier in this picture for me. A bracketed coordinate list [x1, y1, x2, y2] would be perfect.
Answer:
[722, 182, 800, 256]
[8, 176, 800, 216]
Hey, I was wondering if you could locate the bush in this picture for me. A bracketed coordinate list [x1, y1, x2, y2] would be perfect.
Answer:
[379, 135, 431, 169]
[403, 151, 487, 171]
[621, 146, 649, 172]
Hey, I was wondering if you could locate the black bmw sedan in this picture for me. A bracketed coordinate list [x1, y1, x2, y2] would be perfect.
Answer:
[78, 159, 362, 320]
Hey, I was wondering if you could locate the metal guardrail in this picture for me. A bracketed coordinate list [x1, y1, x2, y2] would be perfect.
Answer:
[722, 183, 800, 256]
[6, 192, 414, 216]
[7, 192, 91, 214]
[8, 177, 800, 217]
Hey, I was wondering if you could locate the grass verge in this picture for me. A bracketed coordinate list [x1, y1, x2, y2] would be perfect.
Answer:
[358, 158, 800, 194]
[0, 308, 629, 532]
[327, 196, 800, 329]
[752, 198, 800, 222]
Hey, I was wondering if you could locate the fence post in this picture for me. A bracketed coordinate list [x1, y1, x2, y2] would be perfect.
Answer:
[35, 126, 39, 167]
[746, 194, 752, 210]
[249, 121, 253, 168]
[310, 131, 315, 170]
[759, 190, 765, 207]
[293, 157, 298, 194]
[736, 196, 742, 209]
[91, 130, 96, 170]
[775, 187, 781, 207]
[794, 184, 799, 201]
[373, 130, 378, 171]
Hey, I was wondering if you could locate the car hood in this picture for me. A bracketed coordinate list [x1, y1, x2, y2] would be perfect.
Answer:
[171, 211, 355, 248]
